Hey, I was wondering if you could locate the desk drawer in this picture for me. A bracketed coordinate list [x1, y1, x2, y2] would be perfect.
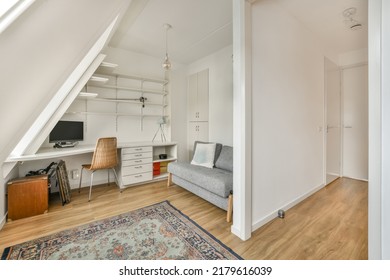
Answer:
[122, 172, 153, 185]
[122, 163, 152, 176]
[122, 152, 152, 161]
[122, 158, 152, 167]
[122, 146, 152, 154]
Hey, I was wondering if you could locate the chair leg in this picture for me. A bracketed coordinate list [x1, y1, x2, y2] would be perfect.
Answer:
[78, 167, 84, 193]
[111, 168, 120, 188]
[107, 169, 110, 185]
[89, 171, 95, 202]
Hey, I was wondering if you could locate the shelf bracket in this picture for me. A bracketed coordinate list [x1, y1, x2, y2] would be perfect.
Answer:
[139, 96, 147, 108]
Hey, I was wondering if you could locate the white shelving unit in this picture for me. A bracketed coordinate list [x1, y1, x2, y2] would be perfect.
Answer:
[66, 61, 169, 130]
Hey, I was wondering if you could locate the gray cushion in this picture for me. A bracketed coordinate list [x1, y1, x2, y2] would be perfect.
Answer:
[193, 141, 222, 165]
[168, 162, 232, 198]
[215, 145, 233, 172]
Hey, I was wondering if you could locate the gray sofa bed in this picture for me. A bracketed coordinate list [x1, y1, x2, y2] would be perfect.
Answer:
[167, 141, 233, 222]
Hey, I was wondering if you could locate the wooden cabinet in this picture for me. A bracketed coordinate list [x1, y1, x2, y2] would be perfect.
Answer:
[188, 69, 209, 122]
[7, 175, 49, 221]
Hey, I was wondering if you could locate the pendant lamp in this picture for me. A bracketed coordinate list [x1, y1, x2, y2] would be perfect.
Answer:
[162, 23, 172, 70]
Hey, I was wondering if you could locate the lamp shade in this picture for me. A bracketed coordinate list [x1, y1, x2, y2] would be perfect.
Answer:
[162, 55, 171, 70]
[162, 23, 172, 70]
[157, 116, 166, 124]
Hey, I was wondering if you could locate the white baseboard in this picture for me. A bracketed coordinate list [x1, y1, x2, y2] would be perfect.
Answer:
[69, 178, 116, 190]
[252, 183, 325, 232]
[342, 176, 368, 182]
[0, 212, 7, 231]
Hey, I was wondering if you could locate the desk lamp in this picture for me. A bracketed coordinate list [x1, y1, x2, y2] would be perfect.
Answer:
[152, 116, 167, 142]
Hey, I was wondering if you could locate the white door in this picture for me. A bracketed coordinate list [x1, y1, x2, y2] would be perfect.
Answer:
[325, 58, 341, 185]
[342, 65, 368, 180]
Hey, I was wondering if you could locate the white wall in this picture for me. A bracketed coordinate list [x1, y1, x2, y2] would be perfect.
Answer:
[369, 0, 390, 260]
[187, 45, 234, 147]
[170, 65, 189, 162]
[40, 47, 172, 148]
[382, 0, 390, 260]
[0, 0, 128, 165]
[339, 48, 368, 66]
[0, 165, 18, 229]
[251, 0, 325, 230]
[25, 46, 188, 189]
[0, 0, 129, 226]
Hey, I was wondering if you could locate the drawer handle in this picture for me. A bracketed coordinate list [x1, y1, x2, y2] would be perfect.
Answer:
[135, 166, 143, 169]
[135, 175, 143, 178]
[135, 148, 142, 151]
[134, 154, 142, 157]
[134, 160, 142, 163]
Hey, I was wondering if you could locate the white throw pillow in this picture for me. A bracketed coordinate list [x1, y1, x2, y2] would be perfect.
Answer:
[191, 143, 216, 168]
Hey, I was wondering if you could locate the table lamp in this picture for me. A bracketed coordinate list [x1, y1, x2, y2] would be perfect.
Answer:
[152, 116, 167, 142]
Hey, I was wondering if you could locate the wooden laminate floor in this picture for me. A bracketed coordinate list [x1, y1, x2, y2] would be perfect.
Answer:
[0, 177, 367, 259]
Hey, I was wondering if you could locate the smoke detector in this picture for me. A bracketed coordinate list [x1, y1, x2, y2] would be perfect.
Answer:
[342, 7, 362, 31]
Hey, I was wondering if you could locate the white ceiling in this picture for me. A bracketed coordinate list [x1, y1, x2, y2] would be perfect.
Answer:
[109, 0, 233, 65]
[109, 0, 367, 65]
[275, 0, 368, 56]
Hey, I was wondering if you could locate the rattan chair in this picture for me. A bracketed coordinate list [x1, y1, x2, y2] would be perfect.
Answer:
[78, 137, 119, 201]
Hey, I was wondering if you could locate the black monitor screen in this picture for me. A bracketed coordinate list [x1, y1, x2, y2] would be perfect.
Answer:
[49, 121, 84, 143]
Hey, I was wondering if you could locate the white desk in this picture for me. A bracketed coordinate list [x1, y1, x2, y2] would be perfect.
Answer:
[6, 142, 176, 162]
[6, 145, 96, 162]
[5, 141, 177, 188]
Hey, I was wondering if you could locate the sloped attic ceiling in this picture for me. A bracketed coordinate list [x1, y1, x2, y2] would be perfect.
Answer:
[0, 0, 131, 165]
[108, 0, 233, 64]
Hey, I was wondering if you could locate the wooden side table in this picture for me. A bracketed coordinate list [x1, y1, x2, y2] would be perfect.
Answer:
[7, 175, 49, 221]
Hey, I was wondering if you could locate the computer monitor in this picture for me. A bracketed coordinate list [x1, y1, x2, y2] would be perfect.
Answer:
[49, 121, 84, 146]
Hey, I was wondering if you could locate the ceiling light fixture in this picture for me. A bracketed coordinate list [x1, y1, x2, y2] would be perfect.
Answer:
[162, 23, 172, 70]
[342, 7, 362, 31]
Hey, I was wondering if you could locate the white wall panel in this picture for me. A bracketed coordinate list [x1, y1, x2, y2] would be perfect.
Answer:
[187, 45, 233, 147]
[251, 0, 325, 229]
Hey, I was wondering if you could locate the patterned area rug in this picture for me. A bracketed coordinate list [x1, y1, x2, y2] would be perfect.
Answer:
[2, 201, 242, 260]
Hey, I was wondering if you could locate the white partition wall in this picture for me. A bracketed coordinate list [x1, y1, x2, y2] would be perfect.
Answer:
[250, 0, 324, 231]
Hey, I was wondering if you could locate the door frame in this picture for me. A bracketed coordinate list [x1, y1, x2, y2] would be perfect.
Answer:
[323, 57, 342, 186]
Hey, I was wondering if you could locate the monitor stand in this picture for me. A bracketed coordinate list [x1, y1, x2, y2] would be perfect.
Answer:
[54, 141, 78, 148]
